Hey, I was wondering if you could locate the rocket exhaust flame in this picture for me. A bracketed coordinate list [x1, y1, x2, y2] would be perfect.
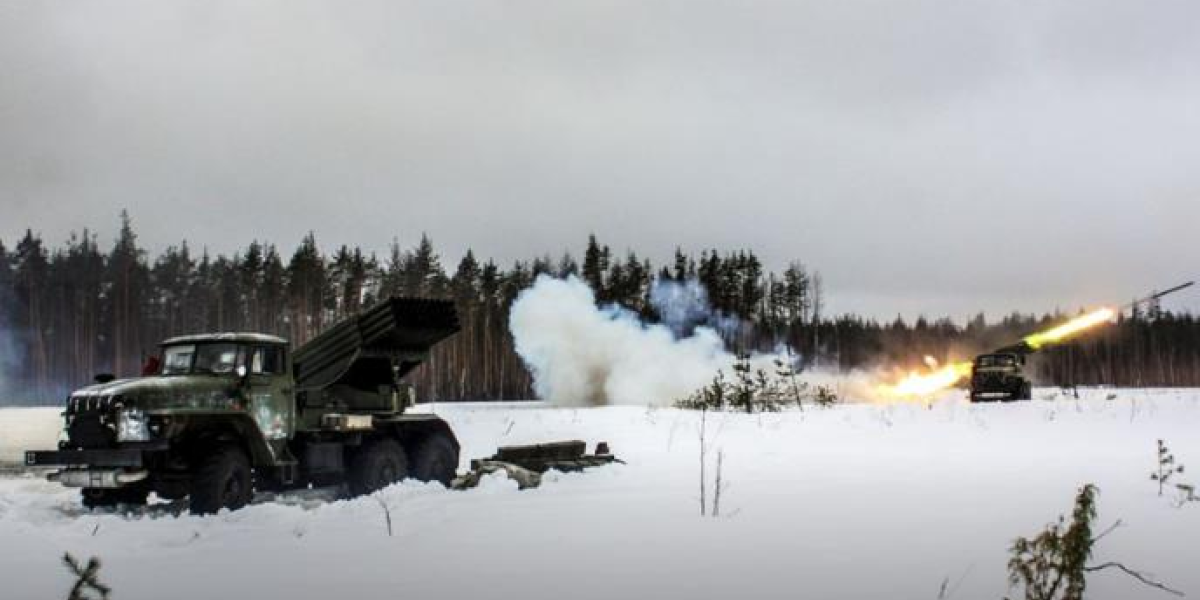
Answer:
[1022, 307, 1116, 350]
[876, 307, 1117, 400]
[879, 359, 973, 398]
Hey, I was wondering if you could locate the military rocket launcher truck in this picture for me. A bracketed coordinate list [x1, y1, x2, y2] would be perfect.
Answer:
[968, 351, 1032, 402]
[967, 281, 1194, 402]
[26, 297, 462, 514]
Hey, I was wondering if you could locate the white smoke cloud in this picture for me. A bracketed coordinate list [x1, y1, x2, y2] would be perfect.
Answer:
[510, 276, 736, 406]
[509, 275, 904, 407]
[509, 275, 839, 406]
[648, 278, 740, 338]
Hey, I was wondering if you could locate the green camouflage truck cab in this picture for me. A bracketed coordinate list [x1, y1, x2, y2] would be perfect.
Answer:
[968, 352, 1032, 402]
[26, 298, 461, 514]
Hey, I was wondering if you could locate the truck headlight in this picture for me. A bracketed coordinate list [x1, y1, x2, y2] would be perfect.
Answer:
[117, 408, 150, 442]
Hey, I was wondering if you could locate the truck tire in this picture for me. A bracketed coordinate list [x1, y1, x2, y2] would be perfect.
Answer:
[82, 485, 149, 510]
[190, 445, 253, 515]
[409, 433, 458, 486]
[348, 439, 408, 496]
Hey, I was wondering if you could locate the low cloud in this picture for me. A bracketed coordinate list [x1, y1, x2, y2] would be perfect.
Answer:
[1, 1, 1195, 319]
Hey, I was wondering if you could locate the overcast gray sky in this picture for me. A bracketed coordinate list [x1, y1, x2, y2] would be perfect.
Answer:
[1, 1, 1196, 320]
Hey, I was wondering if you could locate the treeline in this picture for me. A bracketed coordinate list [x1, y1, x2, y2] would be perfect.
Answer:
[1, 214, 1197, 405]
[0, 214, 824, 404]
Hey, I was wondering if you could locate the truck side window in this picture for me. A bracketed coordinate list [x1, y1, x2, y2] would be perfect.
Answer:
[251, 346, 284, 375]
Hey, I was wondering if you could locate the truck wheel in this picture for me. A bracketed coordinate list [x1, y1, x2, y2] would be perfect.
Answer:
[409, 433, 459, 486]
[81, 486, 148, 510]
[348, 439, 408, 496]
[190, 446, 253, 515]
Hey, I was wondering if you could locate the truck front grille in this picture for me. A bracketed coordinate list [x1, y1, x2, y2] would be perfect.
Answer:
[65, 395, 119, 448]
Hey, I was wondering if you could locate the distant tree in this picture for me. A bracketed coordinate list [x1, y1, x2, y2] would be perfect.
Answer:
[0, 239, 16, 388]
[285, 232, 327, 343]
[402, 234, 447, 297]
[451, 250, 482, 305]
[479, 260, 500, 306]
[329, 245, 371, 317]
[150, 242, 196, 338]
[501, 261, 532, 310]
[380, 239, 405, 298]
[581, 234, 609, 298]
[239, 241, 264, 329]
[531, 255, 555, 279]
[104, 212, 153, 376]
[782, 262, 810, 325]
[556, 252, 579, 277]
[672, 247, 689, 282]
[259, 246, 286, 335]
[190, 249, 217, 332]
[13, 230, 50, 391]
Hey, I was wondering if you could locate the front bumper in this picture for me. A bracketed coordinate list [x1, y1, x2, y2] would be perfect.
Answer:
[972, 391, 1016, 399]
[48, 468, 149, 489]
[25, 441, 168, 468]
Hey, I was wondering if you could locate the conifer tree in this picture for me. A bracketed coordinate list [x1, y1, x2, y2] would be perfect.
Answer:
[581, 234, 609, 298]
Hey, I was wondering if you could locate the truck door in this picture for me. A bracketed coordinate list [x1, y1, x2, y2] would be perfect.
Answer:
[246, 344, 294, 442]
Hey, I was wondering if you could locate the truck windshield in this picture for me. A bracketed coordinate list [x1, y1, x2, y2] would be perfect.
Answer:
[977, 355, 1015, 368]
[161, 343, 245, 375]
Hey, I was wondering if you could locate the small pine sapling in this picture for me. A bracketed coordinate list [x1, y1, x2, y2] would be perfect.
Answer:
[812, 384, 839, 408]
[63, 553, 110, 600]
[1150, 439, 1185, 497]
[1149, 439, 1197, 507]
[707, 371, 730, 411]
[730, 350, 757, 413]
[675, 371, 729, 410]
[1175, 483, 1198, 507]
[774, 354, 809, 411]
[1006, 485, 1097, 600]
[1006, 484, 1181, 600]
[674, 353, 829, 413]
[753, 367, 784, 412]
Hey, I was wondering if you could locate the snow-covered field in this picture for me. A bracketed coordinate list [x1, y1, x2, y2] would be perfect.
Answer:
[2, 390, 1200, 600]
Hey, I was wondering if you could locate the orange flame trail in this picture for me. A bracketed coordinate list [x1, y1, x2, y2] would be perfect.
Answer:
[878, 359, 973, 398]
[1022, 307, 1116, 350]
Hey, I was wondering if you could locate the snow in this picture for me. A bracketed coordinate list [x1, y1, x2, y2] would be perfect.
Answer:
[2, 390, 1200, 600]
[0, 408, 61, 464]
